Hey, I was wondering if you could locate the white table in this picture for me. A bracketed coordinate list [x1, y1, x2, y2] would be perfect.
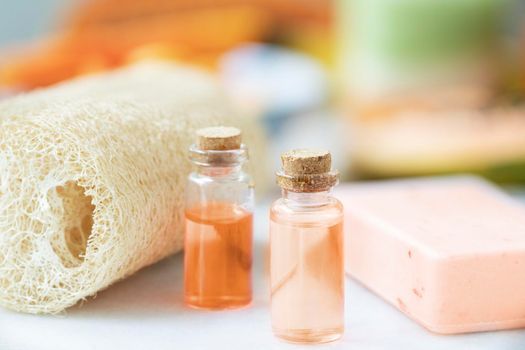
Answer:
[1, 195, 525, 350]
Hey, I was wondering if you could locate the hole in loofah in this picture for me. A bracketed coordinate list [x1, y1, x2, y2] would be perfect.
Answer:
[49, 182, 95, 268]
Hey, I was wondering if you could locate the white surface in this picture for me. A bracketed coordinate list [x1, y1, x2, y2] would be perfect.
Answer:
[1, 197, 525, 350]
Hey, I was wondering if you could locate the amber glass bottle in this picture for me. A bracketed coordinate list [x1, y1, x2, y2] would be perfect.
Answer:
[184, 126, 254, 310]
[270, 149, 344, 343]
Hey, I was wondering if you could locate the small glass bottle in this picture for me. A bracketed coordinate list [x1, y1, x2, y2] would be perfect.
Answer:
[184, 126, 254, 310]
[270, 149, 344, 343]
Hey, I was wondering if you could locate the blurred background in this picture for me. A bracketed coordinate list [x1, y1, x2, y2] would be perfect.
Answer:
[1, 0, 525, 184]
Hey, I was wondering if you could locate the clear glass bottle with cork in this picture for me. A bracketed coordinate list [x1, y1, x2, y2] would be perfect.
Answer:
[184, 126, 254, 310]
[270, 149, 344, 343]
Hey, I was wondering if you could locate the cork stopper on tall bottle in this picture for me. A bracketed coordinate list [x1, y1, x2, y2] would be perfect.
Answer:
[276, 149, 339, 192]
[196, 126, 242, 150]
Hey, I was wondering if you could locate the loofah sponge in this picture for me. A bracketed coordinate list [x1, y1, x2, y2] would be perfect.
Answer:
[0, 61, 264, 314]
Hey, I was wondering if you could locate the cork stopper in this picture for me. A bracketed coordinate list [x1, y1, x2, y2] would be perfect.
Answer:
[196, 126, 241, 150]
[281, 149, 331, 175]
[277, 149, 338, 192]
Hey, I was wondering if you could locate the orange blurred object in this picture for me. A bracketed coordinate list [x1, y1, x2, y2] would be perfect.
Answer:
[184, 202, 253, 310]
[0, 0, 332, 90]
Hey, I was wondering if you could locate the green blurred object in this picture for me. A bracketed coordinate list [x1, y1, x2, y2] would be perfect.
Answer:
[352, 160, 525, 184]
[337, 0, 525, 184]
[337, 0, 519, 109]
[351, 0, 507, 66]
[481, 161, 525, 183]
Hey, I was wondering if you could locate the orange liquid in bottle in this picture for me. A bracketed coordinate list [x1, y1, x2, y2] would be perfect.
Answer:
[270, 203, 344, 343]
[184, 202, 253, 309]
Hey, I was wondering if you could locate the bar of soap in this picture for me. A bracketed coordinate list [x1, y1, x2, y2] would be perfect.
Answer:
[336, 176, 525, 334]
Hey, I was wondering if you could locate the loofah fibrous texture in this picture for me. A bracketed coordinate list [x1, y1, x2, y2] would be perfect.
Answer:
[0, 62, 263, 314]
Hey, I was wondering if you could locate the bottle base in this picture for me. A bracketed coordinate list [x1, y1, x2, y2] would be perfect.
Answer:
[273, 327, 343, 344]
[185, 295, 252, 310]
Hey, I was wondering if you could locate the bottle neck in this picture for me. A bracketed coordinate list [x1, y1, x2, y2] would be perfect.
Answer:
[189, 143, 248, 179]
[197, 164, 243, 178]
[282, 189, 332, 207]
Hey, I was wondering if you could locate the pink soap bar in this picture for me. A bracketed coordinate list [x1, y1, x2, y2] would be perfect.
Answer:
[336, 176, 525, 334]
